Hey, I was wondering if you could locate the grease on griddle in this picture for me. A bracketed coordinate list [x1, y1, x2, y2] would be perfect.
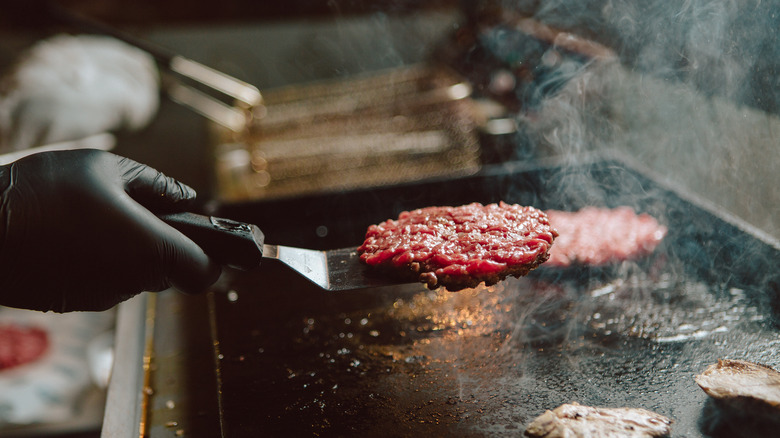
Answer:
[231, 280, 575, 435]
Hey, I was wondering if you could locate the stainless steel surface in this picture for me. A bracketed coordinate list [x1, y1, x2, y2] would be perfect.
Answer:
[101, 294, 150, 438]
[162, 54, 263, 133]
[164, 81, 251, 133]
[144, 290, 222, 438]
[168, 56, 262, 108]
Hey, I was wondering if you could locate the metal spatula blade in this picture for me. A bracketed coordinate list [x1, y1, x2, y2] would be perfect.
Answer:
[262, 245, 409, 291]
[160, 212, 411, 291]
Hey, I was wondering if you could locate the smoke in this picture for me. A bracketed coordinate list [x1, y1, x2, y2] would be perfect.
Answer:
[606, 0, 773, 105]
[513, 0, 778, 111]
[490, 0, 779, 238]
[521, 57, 619, 159]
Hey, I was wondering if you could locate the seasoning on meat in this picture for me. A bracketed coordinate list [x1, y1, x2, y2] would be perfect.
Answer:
[0, 324, 49, 371]
[544, 206, 667, 267]
[695, 359, 780, 421]
[524, 402, 673, 438]
[357, 202, 557, 291]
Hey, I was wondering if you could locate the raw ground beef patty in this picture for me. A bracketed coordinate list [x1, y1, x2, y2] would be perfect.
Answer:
[357, 202, 558, 291]
[545, 206, 667, 267]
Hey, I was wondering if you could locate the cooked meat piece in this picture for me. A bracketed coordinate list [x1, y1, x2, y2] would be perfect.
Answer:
[695, 359, 780, 420]
[358, 202, 557, 291]
[0, 324, 50, 370]
[545, 207, 667, 267]
[524, 402, 672, 438]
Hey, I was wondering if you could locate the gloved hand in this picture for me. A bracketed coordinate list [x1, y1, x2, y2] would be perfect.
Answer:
[0, 149, 221, 312]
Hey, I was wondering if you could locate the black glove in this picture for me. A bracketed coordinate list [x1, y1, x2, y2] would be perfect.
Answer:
[0, 149, 221, 312]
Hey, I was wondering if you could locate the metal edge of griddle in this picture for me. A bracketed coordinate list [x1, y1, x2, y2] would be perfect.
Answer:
[205, 290, 228, 437]
[597, 147, 780, 251]
[101, 293, 153, 438]
[484, 148, 780, 250]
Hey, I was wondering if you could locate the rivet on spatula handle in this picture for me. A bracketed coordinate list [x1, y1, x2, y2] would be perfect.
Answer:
[159, 212, 264, 271]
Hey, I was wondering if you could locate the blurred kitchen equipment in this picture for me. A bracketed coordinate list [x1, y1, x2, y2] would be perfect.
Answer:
[0, 33, 158, 153]
[48, 3, 485, 202]
[435, 9, 616, 113]
[43, 3, 621, 206]
[211, 64, 483, 201]
[48, 2, 263, 133]
[209, 13, 619, 202]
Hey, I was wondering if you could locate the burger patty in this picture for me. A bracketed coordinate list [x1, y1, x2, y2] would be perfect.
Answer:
[544, 206, 667, 267]
[358, 202, 557, 291]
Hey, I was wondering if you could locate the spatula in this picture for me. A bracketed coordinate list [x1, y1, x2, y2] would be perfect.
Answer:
[160, 212, 410, 291]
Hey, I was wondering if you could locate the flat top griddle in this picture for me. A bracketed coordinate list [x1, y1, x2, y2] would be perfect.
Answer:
[208, 152, 780, 437]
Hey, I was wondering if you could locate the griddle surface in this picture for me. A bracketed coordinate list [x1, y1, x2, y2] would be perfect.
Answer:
[209, 154, 780, 437]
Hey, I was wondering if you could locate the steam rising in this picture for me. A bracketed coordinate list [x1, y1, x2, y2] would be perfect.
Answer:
[435, 3, 779, 433]
[505, 0, 779, 239]
[518, 0, 776, 108]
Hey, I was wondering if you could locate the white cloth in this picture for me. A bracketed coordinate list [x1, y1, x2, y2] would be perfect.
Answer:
[0, 34, 160, 152]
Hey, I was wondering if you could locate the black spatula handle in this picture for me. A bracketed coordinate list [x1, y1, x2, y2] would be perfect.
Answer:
[159, 212, 265, 271]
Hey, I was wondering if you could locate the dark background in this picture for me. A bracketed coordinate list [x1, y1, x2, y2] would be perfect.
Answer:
[3, 0, 777, 115]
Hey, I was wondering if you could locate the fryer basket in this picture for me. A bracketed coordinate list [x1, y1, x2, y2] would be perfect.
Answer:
[211, 64, 483, 201]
